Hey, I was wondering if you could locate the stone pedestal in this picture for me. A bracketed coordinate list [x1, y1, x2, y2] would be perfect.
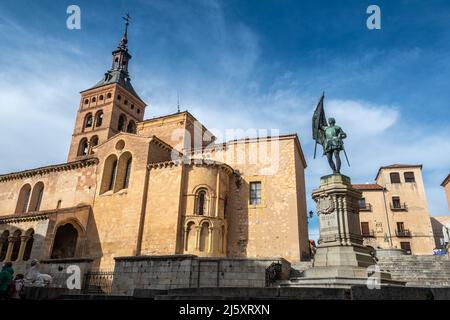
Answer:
[312, 174, 374, 268]
[288, 174, 403, 288]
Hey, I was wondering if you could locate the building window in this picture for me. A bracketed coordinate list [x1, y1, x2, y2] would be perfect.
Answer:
[107, 92, 112, 99]
[400, 242, 412, 255]
[118, 114, 126, 131]
[99, 95, 104, 101]
[117, 94, 121, 101]
[404, 172, 415, 183]
[100, 155, 118, 194]
[358, 198, 366, 209]
[361, 222, 370, 236]
[84, 114, 93, 128]
[90, 136, 99, 150]
[195, 189, 208, 215]
[77, 138, 89, 156]
[108, 160, 118, 191]
[397, 222, 405, 232]
[137, 109, 140, 114]
[249, 181, 262, 205]
[127, 120, 136, 134]
[84, 99, 89, 105]
[28, 182, 44, 212]
[10, 230, 22, 262]
[114, 152, 133, 191]
[392, 196, 401, 209]
[131, 104, 135, 110]
[124, 99, 128, 105]
[0, 231, 9, 261]
[22, 229, 34, 261]
[199, 222, 210, 252]
[390, 172, 401, 183]
[92, 97, 96, 103]
[15, 184, 32, 214]
[95, 111, 103, 127]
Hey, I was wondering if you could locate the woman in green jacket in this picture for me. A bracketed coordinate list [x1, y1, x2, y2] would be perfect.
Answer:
[0, 262, 14, 300]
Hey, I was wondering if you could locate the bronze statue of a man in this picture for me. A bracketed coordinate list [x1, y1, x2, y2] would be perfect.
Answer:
[312, 94, 349, 174]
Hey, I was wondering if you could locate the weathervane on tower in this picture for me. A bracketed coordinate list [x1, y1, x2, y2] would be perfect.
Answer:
[120, 13, 132, 50]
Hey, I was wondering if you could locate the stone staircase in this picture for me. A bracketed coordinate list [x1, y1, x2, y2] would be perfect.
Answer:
[376, 255, 450, 287]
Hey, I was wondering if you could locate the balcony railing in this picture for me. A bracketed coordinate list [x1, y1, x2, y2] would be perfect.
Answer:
[361, 229, 376, 237]
[396, 229, 412, 237]
[359, 203, 372, 211]
[390, 202, 408, 211]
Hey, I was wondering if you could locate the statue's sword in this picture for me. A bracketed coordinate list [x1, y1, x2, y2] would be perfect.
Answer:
[342, 147, 350, 167]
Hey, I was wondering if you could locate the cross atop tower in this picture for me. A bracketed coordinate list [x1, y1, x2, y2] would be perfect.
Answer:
[120, 13, 131, 50]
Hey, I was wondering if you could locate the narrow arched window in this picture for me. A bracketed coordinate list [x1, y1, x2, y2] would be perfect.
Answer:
[84, 113, 93, 128]
[126, 120, 136, 134]
[28, 182, 44, 212]
[90, 136, 99, 152]
[115, 152, 132, 191]
[123, 157, 132, 189]
[95, 111, 103, 127]
[118, 114, 126, 131]
[15, 184, 32, 214]
[22, 229, 34, 261]
[10, 230, 22, 262]
[100, 155, 119, 194]
[77, 138, 88, 156]
[0, 231, 9, 261]
[195, 189, 208, 215]
[109, 160, 118, 191]
[199, 222, 210, 252]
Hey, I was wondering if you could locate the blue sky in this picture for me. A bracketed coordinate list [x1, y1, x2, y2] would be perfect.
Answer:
[0, 0, 449, 240]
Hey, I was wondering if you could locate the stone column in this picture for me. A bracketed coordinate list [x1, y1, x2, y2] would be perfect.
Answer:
[17, 235, 30, 261]
[4, 236, 16, 262]
[195, 226, 201, 250]
[208, 226, 215, 254]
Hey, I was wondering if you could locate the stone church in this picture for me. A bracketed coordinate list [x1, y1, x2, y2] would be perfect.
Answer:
[0, 23, 310, 275]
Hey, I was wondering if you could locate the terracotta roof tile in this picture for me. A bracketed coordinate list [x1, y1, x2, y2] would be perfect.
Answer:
[352, 183, 384, 190]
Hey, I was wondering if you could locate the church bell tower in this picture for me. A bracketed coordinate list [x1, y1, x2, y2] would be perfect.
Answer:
[67, 15, 146, 162]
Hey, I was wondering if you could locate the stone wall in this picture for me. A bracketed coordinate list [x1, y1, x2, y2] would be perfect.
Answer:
[40, 258, 93, 289]
[112, 255, 290, 296]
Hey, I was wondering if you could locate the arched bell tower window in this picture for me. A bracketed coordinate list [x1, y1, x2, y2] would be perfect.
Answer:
[84, 113, 93, 129]
[126, 120, 136, 134]
[95, 111, 103, 127]
[118, 114, 127, 131]
[77, 138, 89, 157]
[90, 135, 99, 147]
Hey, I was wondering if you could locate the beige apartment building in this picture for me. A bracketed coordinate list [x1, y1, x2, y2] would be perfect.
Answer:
[442, 174, 450, 210]
[0, 24, 310, 272]
[354, 164, 435, 255]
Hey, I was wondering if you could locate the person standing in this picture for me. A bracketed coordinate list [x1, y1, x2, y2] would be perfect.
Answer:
[0, 262, 14, 300]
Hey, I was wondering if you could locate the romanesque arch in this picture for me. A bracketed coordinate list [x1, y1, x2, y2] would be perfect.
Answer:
[28, 181, 44, 212]
[51, 223, 79, 259]
[0, 230, 9, 261]
[100, 154, 118, 194]
[185, 222, 196, 252]
[199, 222, 210, 252]
[15, 184, 31, 214]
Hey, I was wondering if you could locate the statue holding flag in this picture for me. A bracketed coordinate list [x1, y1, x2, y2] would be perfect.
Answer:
[312, 93, 349, 174]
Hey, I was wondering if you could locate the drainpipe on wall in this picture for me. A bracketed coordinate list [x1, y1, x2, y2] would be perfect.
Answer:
[380, 174, 394, 248]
